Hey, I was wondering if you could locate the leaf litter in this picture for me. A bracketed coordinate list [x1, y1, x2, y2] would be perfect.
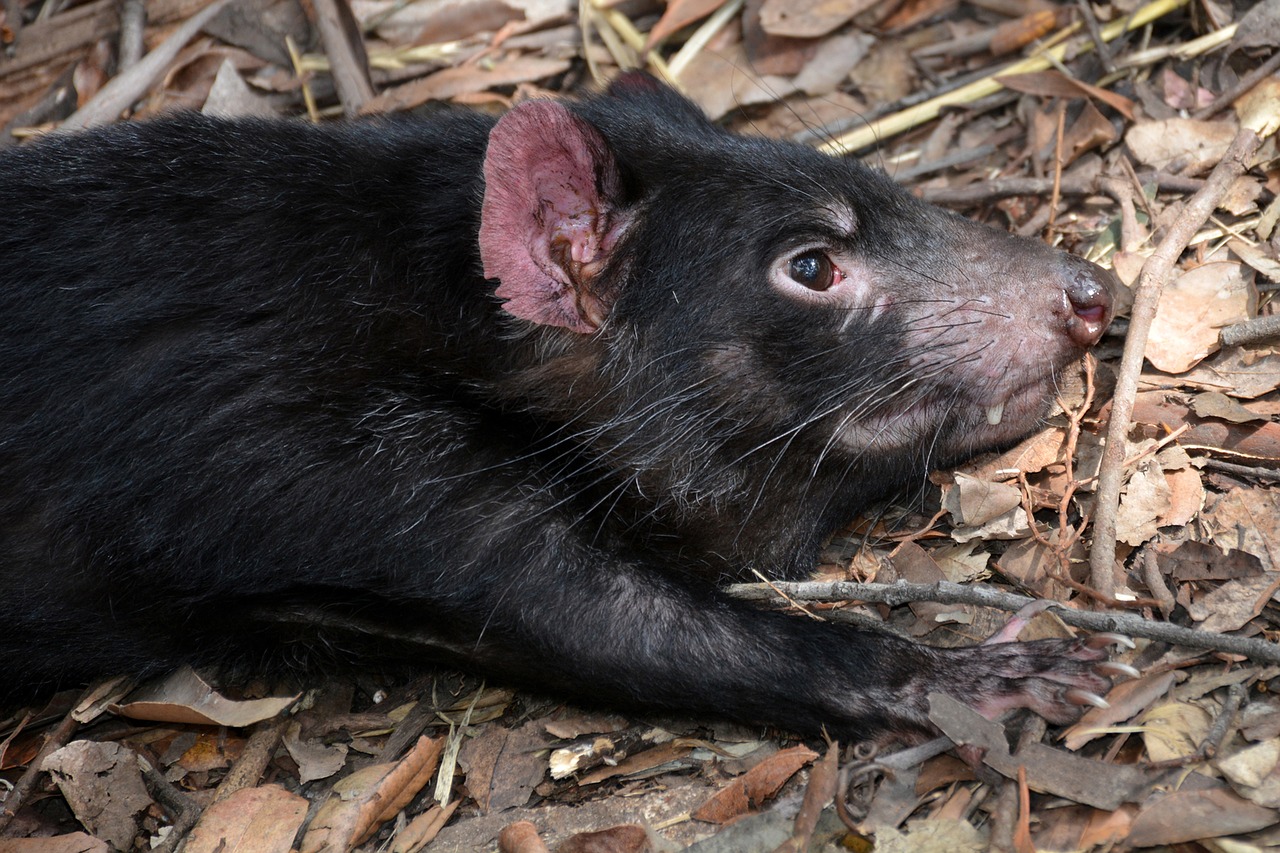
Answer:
[2, 0, 1280, 850]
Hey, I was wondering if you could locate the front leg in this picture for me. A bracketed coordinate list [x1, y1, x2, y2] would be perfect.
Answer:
[371, 519, 1115, 742]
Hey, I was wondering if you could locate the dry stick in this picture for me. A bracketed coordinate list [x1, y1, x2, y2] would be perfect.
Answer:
[1220, 313, 1280, 348]
[725, 579, 1280, 665]
[819, 0, 1189, 155]
[919, 172, 1203, 205]
[0, 706, 79, 831]
[117, 0, 146, 70]
[1194, 50, 1280, 120]
[311, 0, 375, 116]
[61, 0, 233, 129]
[1088, 127, 1264, 597]
[212, 715, 289, 803]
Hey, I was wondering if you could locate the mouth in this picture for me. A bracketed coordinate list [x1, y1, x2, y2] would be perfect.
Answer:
[834, 376, 1057, 459]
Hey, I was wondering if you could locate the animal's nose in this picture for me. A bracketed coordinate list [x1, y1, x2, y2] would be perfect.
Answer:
[1061, 254, 1115, 348]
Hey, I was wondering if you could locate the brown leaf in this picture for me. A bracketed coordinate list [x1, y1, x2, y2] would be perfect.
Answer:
[459, 719, 549, 812]
[990, 10, 1065, 57]
[299, 735, 444, 853]
[498, 821, 550, 853]
[110, 665, 297, 726]
[692, 744, 817, 823]
[42, 742, 154, 851]
[1127, 787, 1279, 846]
[646, 0, 726, 49]
[184, 785, 309, 853]
[1062, 671, 1177, 751]
[1146, 261, 1255, 373]
[578, 741, 693, 786]
[0, 835, 109, 853]
[997, 69, 1134, 119]
[360, 55, 571, 114]
[390, 800, 460, 853]
[757, 0, 876, 38]
[557, 825, 651, 853]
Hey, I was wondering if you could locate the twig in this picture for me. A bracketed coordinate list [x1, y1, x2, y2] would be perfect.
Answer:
[919, 172, 1203, 205]
[311, 0, 375, 116]
[1219, 314, 1280, 348]
[819, 0, 1190, 155]
[117, 0, 146, 70]
[61, 0, 234, 129]
[139, 755, 200, 853]
[1138, 544, 1176, 616]
[212, 715, 288, 803]
[0, 703, 80, 831]
[725, 579, 1280, 664]
[1193, 50, 1280, 120]
[1089, 126, 1265, 597]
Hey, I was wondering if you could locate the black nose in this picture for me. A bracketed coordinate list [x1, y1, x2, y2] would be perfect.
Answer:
[1061, 255, 1115, 348]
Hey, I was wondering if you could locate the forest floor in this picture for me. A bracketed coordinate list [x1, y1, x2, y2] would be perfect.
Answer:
[2, 0, 1279, 851]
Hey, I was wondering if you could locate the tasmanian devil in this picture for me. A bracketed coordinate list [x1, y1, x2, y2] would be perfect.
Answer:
[0, 73, 1118, 741]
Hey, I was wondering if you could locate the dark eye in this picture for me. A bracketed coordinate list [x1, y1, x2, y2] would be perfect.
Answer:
[788, 251, 836, 291]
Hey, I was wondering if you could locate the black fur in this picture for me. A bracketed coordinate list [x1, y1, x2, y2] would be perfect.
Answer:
[0, 79, 1113, 740]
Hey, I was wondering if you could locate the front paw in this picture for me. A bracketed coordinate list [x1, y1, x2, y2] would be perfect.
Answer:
[930, 636, 1132, 725]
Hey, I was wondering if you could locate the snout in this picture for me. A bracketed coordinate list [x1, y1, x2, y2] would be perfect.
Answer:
[1060, 254, 1115, 349]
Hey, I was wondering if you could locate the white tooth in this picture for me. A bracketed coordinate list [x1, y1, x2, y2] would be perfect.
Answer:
[985, 402, 1005, 425]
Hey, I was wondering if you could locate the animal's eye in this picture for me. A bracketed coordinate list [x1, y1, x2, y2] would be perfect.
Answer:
[787, 250, 840, 291]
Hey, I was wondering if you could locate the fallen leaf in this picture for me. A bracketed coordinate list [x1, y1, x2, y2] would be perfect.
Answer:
[757, 0, 876, 38]
[1145, 261, 1255, 373]
[1218, 738, 1280, 808]
[111, 665, 296, 726]
[184, 785, 309, 853]
[42, 742, 154, 852]
[300, 735, 443, 853]
[557, 824, 651, 853]
[1127, 787, 1279, 846]
[692, 744, 817, 823]
[1125, 117, 1239, 170]
[0, 835, 108, 853]
[1141, 701, 1212, 761]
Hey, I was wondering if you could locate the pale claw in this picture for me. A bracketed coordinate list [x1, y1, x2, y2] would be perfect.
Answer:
[1095, 661, 1141, 679]
[1086, 632, 1136, 650]
[983, 600, 1059, 645]
[1065, 688, 1110, 710]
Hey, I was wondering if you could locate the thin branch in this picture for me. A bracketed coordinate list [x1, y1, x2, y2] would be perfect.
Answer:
[1089, 127, 1264, 596]
[725, 579, 1280, 664]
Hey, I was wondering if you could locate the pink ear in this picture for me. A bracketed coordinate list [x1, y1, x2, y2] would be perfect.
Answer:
[479, 100, 625, 334]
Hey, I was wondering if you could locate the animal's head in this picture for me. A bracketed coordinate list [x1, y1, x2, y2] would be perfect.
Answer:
[477, 73, 1113, 519]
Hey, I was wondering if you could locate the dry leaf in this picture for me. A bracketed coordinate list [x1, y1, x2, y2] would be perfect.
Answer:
[757, 0, 876, 38]
[692, 744, 817, 823]
[1218, 738, 1280, 808]
[646, 0, 725, 48]
[300, 735, 444, 853]
[283, 719, 349, 784]
[1186, 573, 1280, 633]
[1141, 701, 1212, 761]
[1116, 459, 1171, 546]
[1145, 261, 1255, 373]
[1062, 670, 1178, 751]
[0, 835, 109, 853]
[111, 665, 296, 726]
[1127, 787, 1279, 846]
[42, 742, 153, 852]
[184, 785, 309, 853]
[557, 825, 651, 853]
[1125, 117, 1239, 170]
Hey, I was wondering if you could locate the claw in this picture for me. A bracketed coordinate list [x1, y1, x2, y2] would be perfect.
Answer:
[1095, 661, 1141, 679]
[1065, 688, 1110, 709]
[1085, 632, 1135, 650]
[984, 600, 1060, 645]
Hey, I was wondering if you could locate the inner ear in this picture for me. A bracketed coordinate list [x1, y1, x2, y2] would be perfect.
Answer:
[478, 100, 627, 334]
